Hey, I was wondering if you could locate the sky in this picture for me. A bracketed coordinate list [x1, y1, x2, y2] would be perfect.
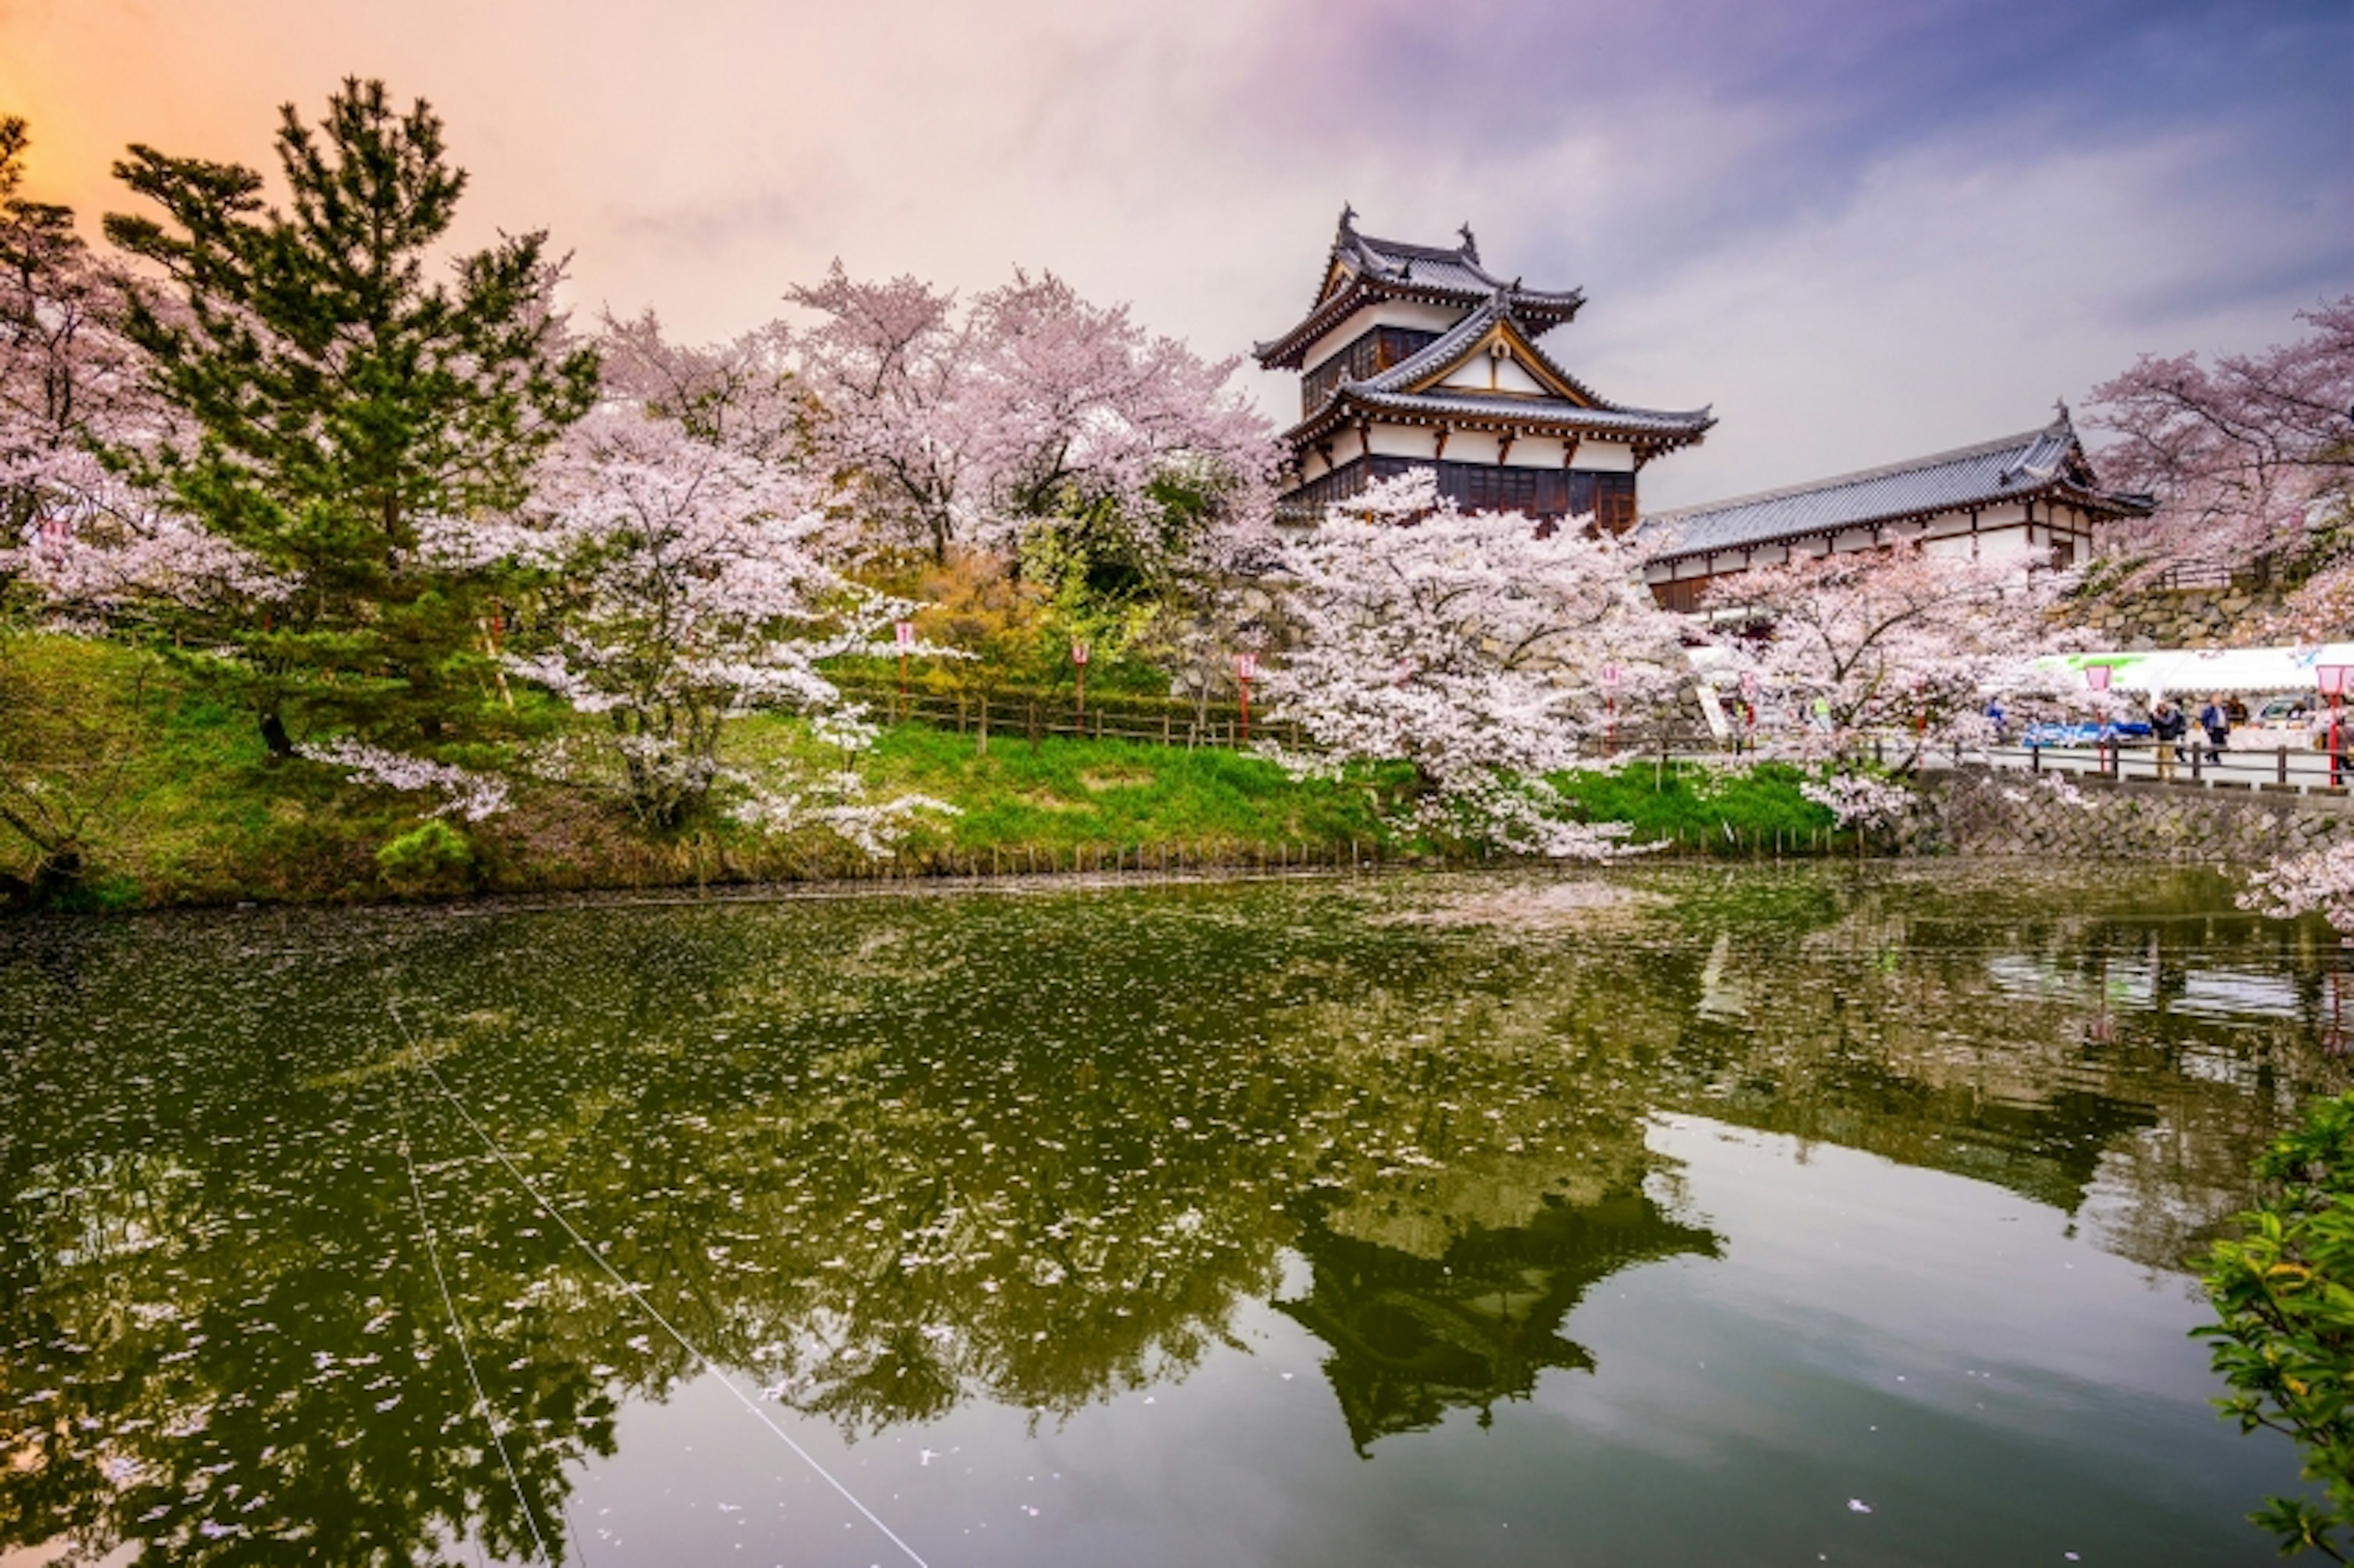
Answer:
[3, 0, 2347, 509]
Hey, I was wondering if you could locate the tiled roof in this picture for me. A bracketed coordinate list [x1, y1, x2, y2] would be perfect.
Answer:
[1282, 295, 1713, 449]
[1355, 297, 1606, 404]
[1637, 413, 2154, 560]
[1341, 389, 1713, 436]
[1341, 227, 1582, 311]
[1253, 208, 1584, 370]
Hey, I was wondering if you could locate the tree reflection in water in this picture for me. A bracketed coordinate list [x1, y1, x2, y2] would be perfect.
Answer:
[0, 865, 2344, 1561]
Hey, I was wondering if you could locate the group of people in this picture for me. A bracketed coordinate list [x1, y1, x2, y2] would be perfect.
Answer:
[2148, 693, 2247, 777]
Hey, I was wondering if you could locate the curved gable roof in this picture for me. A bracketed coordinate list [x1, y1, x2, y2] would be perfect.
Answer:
[1255, 208, 1585, 370]
[1281, 293, 1713, 452]
[1639, 411, 2154, 561]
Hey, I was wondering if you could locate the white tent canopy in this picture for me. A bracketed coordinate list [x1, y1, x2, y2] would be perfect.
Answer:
[2035, 645, 2354, 698]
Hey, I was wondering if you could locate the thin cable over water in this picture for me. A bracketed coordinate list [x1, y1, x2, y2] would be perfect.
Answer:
[386, 1002, 932, 1568]
[390, 1058, 557, 1566]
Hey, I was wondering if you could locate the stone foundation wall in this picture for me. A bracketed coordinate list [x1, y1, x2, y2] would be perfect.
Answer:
[2060, 583, 2285, 650]
[1897, 767, 2354, 863]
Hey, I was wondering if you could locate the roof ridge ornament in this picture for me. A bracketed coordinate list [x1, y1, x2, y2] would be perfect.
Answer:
[1337, 202, 1358, 241]
[1458, 222, 1479, 262]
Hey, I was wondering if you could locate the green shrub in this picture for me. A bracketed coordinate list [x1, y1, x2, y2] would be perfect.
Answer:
[2197, 1091, 2354, 1559]
[375, 819, 476, 896]
[1556, 760, 1842, 853]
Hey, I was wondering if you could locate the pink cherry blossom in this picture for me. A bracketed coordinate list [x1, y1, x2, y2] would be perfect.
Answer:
[1798, 772, 1913, 831]
[2086, 295, 2354, 577]
[2243, 839, 2354, 938]
[302, 738, 511, 821]
[1702, 541, 2082, 768]
[500, 320, 948, 845]
[1260, 470, 1686, 858]
[786, 262, 1276, 563]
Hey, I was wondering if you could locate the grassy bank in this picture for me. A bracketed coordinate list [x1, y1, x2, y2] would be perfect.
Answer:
[1556, 758, 1844, 855]
[1, 635, 1846, 910]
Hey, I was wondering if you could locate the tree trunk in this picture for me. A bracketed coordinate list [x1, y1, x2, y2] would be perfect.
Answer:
[259, 711, 295, 759]
[34, 846, 83, 902]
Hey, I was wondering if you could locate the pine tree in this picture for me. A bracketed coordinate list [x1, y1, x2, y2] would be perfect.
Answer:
[101, 78, 598, 753]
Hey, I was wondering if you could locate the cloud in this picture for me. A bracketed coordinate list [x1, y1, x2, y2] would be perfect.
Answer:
[3, 0, 2345, 503]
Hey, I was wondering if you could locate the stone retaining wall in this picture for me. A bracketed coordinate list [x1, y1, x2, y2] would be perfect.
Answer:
[1898, 767, 2354, 863]
[2060, 582, 2284, 650]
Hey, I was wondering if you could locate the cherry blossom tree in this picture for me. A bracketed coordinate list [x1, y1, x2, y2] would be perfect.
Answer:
[1, 117, 125, 553]
[786, 262, 1275, 566]
[1260, 471, 1685, 858]
[2243, 839, 2354, 938]
[1703, 542, 2079, 769]
[498, 323, 952, 843]
[0, 118, 285, 899]
[2275, 556, 2354, 642]
[0, 116, 262, 619]
[2087, 296, 2354, 576]
[1797, 771, 1915, 856]
[301, 737, 509, 822]
[505, 406, 845, 826]
[597, 308, 801, 463]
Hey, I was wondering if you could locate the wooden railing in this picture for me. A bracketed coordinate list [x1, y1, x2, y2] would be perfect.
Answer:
[831, 677, 1309, 751]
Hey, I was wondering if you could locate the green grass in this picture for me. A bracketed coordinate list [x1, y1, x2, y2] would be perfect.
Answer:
[1, 634, 1846, 909]
[718, 712, 1393, 866]
[1556, 759, 1844, 854]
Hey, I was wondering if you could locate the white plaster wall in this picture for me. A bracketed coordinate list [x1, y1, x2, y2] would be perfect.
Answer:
[1365, 422, 1437, 459]
[1299, 447, 1330, 482]
[1506, 436, 1569, 468]
[1439, 357, 1488, 390]
[1437, 354, 1547, 395]
[1300, 300, 1463, 375]
[1443, 431, 1503, 465]
[1973, 526, 2040, 564]
[1497, 357, 1547, 395]
[1570, 441, 1634, 473]
[1642, 508, 2084, 586]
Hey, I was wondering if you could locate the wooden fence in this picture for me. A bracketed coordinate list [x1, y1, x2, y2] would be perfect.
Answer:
[831, 677, 1309, 751]
[834, 676, 1732, 760]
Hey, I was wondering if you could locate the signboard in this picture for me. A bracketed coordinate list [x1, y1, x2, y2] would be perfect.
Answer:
[1694, 682, 1731, 740]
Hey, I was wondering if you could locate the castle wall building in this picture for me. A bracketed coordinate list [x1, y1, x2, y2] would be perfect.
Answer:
[1254, 212, 2154, 615]
[1636, 409, 2155, 612]
[1254, 210, 1715, 530]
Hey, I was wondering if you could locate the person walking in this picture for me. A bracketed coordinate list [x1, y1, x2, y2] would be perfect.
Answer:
[2151, 698, 2187, 780]
[2197, 693, 2231, 767]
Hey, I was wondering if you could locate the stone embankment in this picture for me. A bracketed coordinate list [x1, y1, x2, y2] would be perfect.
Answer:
[1899, 766, 2353, 863]
[2061, 582, 2285, 650]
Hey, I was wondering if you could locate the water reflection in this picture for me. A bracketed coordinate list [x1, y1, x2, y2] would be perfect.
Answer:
[0, 866, 2342, 1563]
[1280, 1186, 1720, 1453]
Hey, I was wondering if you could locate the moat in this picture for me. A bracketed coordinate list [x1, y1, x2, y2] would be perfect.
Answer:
[0, 864, 2337, 1565]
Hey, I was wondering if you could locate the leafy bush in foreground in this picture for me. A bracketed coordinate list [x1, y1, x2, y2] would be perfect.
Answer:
[2198, 1091, 2354, 1559]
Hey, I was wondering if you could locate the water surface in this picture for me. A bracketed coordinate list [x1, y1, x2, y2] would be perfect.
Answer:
[0, 865, 2341, 1565]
